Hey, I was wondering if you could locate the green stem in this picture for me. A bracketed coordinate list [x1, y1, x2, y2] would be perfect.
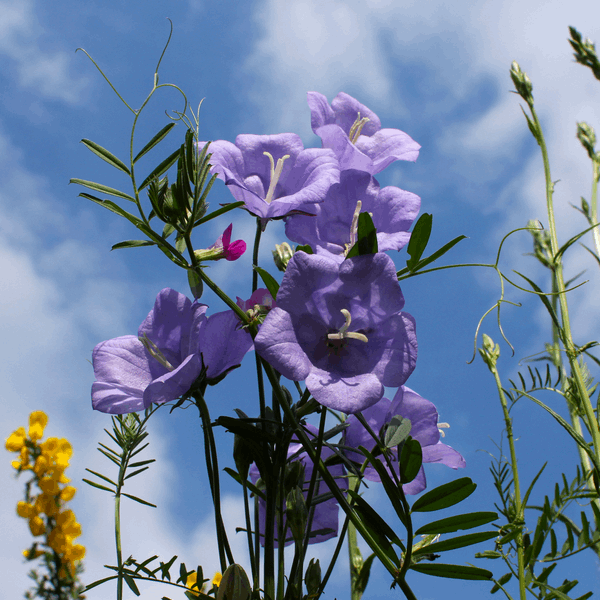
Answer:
[530, 102, 600, 484]
[252, 217, 263, 294]
[490, 362, 527, 600]
[115, 493, 123, 600]
[590, 158, 600, 258]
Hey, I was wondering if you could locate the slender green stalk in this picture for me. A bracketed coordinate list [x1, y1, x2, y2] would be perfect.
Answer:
[114, 493, 123, 600]
[590, 157, 600, 258]
[252, 217, 263, 294]
[484, 344, 527, 600]
[529, 102, 600, 483]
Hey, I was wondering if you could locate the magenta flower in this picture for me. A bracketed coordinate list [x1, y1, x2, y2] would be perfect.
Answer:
[344, 386, 466, 494]
[254, 252, 417, 413]
[198, 134, 340, 227]
[92, 289, 253, 414]
[285, 169, 420, 259]
[308, 92, 420, 175]
[250, 424, 347, 547]
[195, 224, 246, 262]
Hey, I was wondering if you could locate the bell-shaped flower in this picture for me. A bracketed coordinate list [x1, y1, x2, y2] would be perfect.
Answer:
[308, 92, 420, 175]
[197, 134, 339, 227]
[254, 252, 417, 413]
[250, 424, 347, 547]
[344, 386, 465, 494]
[285, 169, 420, 259]
[92, 289, 253, 414]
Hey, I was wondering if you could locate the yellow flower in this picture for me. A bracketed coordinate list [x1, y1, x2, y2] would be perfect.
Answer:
[60, 486, 77, 502]
[23, 548, 45, 559]
[66, 543, 86, 562]
[212, 572, 222, 587]
[35, 492, 59, 517]
[41, 437, 59, 455]
[48, 527, 67, 553]
[12, 446, 31, 470]
[28, 411, 48, 442]
[186, 571, 200, 596]
[39, 476, 60, 496]
[5, 427, 27, 452]
[33, 454, 50, 477]
[16, 501, 36, 519]
[28, 515, 46, 537]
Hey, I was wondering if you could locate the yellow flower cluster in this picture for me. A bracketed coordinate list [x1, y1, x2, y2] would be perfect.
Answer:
[6, 411, 85, 578]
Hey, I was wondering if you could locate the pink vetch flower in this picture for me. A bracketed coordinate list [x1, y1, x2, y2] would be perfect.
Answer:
[344, 386, 466, 495]
[308, 92, 420, 175]
[194, 224, 246, 262]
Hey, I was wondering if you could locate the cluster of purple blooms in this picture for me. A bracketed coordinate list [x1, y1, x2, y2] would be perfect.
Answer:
[91, 92, 465, 546]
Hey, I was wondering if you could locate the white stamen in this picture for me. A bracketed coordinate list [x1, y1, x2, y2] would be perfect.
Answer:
[348, 112, 370, 144]
[344, 201, 363, 257]
[139, 334, 175, 371]
[263, 151, 291, 204]
[327, 309, 368, 343]
[438, 422, 450, 438]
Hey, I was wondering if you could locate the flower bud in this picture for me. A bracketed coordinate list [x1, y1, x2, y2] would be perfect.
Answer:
[510, 61, 533, 104]
[286, 486, 308, 543]
[273, 241, 294, 272]
[305, 558, 321, 597]
[479, 333, 500, 371]
[216, 564, 251, 600]
[577, 121, 598, 161]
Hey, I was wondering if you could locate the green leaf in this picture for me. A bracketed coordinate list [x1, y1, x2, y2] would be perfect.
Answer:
[384, 416, 411, 448]
[253, 266, 280, 300]
[400, 438, 422, 484]
[555, 223, 600, 262]
[81, 139, 131, 174]
[406, 213, 433, 271]
[81, 478, 114, 493]
[475, 550, 502, 559]
[123, 571, 141, 596]
[111, 240, 156, 250]
[358, 446, 408, 527]
[70, 178, 135, 202]
[82, 575, 119, 592]
[194, 201, 245, 227]
[347, 489, 404, 548]
[354, 553, 376, 597]
[122, 493, 158, 508]
[415, 511, 498, 536]
[490, 572, 512, 593]
[397, 234, 467, 278]
[134, 123, 176, 163]
[412, 531, 498, 555]
[512, 271, 561, 333]
[295, 244, 313, 254]
[346, 212, 378, 258]
[411, 477, 477, 513]
[139, 148, 180, 191]
[409, 563, 492, 580]
[85, 468, 117, 487]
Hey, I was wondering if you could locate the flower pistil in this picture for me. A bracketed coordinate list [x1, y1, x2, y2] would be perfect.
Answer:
[263, 151, 291, 204]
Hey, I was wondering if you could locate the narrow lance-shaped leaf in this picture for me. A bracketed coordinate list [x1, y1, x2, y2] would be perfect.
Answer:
[133, 122, 176, 163]
[253, 266, 280, 300]
[139, 147, 181, 191]
[415, 511, 498, 536]
[400, 438, 422, 484]
[412, 531, 498, 556]
[111, 240, 156, 250]
[81, 139, 131, 174]
[71, 179, 136, 202]
[409, 563, 492, 580]
[397, 234, 467, 279]
[406, 213, 432, 271]
[411, 477, 477, 513]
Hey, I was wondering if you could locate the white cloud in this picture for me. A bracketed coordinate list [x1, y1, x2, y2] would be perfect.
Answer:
[0, 0, 88, 104]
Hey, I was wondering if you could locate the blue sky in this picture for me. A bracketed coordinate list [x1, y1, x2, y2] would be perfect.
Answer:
[2, 0, 600, 598]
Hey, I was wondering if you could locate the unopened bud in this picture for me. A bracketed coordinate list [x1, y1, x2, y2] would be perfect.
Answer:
[577, 122, 598, 160]
[216, 564, 251, 600]
[510, 61, 533, 104]
[286, 486, 308, 543]
[284, 460, 305, 494]
[479, 333, 500, 371]
[305, 559, 322, 597]
[273, 242, 294, 272]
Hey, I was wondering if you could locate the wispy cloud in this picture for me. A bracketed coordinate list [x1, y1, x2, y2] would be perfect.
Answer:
[0, 0, 88, 104]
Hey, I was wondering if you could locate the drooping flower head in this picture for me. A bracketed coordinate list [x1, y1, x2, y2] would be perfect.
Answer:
[254, 252, 417, 413]
[344, 386, 465, 494]
[250, 424, 347, 548]
[198, 134, 340, 228]
[308, 92, 420, 175]
[285, 169, 420, 260]
[92, 289, 253, 414]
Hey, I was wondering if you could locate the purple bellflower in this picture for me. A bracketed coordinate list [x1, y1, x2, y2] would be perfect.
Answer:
[250, 424, 347, 547]
[308, 92, 420, 175]
[254, 252, 417, 413]
[92, 289, 253, 414]
[198, 134, 340, 228]
[285, 169, 420, 260]
[344, 386, 466, 494]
